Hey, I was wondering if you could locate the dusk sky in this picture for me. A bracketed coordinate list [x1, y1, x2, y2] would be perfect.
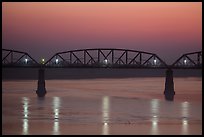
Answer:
[2, 2, 202, 64]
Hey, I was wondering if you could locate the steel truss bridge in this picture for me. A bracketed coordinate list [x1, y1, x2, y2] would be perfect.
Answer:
[2, 48, 202, 69]
[2, 48, 202, 100]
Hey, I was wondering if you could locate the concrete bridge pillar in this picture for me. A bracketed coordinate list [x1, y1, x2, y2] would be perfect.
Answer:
[36, 68, 46, 97]
[164, 68, 175, 101]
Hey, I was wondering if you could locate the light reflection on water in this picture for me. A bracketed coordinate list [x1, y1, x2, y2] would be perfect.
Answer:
[150, 99, 160, 135]
[21, 96, 62, 135]
[22, 97, 30, 135]
[21, 96, 193, 135]
[181, 101, 189, 135]
[52, 97, 61, 135]
[102, 96, 110, 135]
[149, 99, 191, 135]
[19, 95, 194, 135]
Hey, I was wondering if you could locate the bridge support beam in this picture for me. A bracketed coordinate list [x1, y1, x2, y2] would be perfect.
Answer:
[36, 68, 46, 97]
[164, 69, 175, 101]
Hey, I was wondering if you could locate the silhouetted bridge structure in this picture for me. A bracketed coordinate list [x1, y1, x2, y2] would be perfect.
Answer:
[2, 48, 202, 101]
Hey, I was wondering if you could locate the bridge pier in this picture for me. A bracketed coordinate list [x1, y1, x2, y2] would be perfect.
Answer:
[36, 68, 46, 97]
[164, 69, 175, 101]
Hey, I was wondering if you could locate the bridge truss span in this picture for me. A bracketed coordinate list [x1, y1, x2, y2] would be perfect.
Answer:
[2, 49, 39, 67]
[171, 51, 202, 69]
[45, 48, 168, 68]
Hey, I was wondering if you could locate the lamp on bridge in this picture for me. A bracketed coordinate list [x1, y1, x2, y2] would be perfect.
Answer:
[40, 58, 45, 64]
[103, 59, 108, 65]
[184, 59, 187, 65]
[153, 59, 157, 65]
[25, 58, 28, 64]
[56, 58, 59, 64]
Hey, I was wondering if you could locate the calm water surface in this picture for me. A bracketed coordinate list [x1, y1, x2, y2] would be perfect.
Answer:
[2, 77, 202, 135]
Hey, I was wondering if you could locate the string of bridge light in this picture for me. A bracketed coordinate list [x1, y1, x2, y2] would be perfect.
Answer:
[23, 57, 190, 65]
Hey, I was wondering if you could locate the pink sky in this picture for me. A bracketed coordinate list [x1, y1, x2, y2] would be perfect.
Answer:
[2, 2, 202, 64]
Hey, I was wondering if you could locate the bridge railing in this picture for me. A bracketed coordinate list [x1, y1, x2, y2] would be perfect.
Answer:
[44, 48, 168, 68]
